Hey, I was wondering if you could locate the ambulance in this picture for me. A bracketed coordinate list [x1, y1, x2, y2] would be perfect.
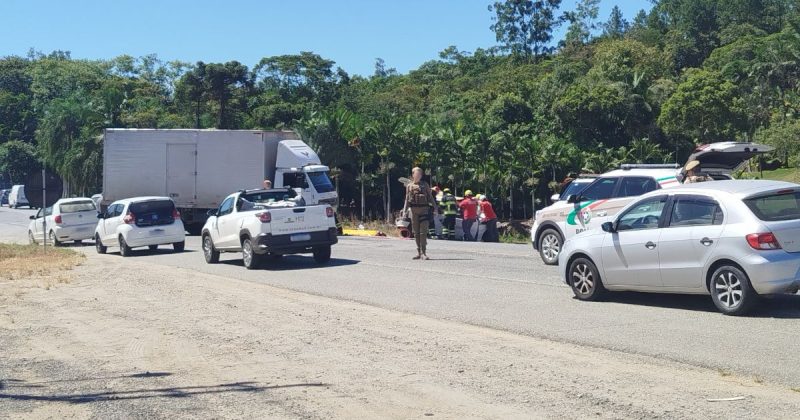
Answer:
[531, 142, 774, 265]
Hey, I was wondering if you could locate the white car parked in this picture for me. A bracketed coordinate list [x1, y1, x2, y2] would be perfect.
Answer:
[94, 197, 185, 256]
[28, 198, 98, 245]
[9, 185, 30, 209]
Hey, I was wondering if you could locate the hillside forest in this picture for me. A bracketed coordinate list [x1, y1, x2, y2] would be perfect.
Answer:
[0, 0, 799, 220]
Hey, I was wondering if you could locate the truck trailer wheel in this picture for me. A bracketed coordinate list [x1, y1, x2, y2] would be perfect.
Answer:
[313, 246, 331, 264]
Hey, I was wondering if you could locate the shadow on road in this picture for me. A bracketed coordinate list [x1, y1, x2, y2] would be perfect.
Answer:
[599, 292, 800, 318]
[0, 372, 326, 404]
[221, 256, 360, 271]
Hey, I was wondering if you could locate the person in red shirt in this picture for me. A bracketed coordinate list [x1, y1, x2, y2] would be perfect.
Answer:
[479, 195, 499, 242]
[459, 190, 478, 241]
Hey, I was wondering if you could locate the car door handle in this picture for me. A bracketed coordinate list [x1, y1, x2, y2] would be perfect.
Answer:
[645, 241, 657, 249]
[596, 211, 607, 217]
[700, 237, 714, 246]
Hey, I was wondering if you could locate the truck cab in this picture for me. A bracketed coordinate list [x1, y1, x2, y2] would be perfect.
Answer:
[269, 140, 338, 208]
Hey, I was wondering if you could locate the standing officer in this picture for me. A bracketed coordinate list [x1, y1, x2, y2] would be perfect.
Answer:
[403, 167, 437, 260]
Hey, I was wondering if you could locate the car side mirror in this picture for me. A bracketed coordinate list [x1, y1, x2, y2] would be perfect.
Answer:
[550, 193, 560, 202]
[601, 222, 615, 233]
[97, 213, 105, 219]
[207, 209, 217, 217]
[29, 215, 35, 220]
[566, 194, 581, 204]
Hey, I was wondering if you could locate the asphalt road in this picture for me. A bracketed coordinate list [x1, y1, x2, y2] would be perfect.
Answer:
[3, 206, 800, 388]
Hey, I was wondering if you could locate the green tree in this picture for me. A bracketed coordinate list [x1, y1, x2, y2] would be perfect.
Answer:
[0, 140, 39, 184]
[603, 5, 629, 39]
[489, 0, 564, 60]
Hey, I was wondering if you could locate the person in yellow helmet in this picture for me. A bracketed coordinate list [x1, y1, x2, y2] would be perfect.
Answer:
[440, 188, 457, 240]
[458, 190, 478, 241]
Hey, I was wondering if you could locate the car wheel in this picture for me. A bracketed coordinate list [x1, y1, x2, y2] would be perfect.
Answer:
[148, 245, 158, 251]
[49, 231, 61, 247]
[538, 229, 562, 265]
[569, 257, 606, 301]
[242, 238, 261, 269]
[119, 236, 132, 257]
[173, 241, 185, 252]
[313, 246, 331, 264]
[95, 234, 107, 254]
[710, 265, 759, 316]
[202, 235, 220, 264]
[28, 231, 36, 245]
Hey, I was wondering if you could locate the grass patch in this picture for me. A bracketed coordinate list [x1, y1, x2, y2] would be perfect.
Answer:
[0, 243, 84, 281]
[742, 167, 800, 183]
[500, 231, 530, 244]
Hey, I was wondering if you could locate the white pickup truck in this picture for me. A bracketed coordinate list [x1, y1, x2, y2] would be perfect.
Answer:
[200, 188, 338, 269]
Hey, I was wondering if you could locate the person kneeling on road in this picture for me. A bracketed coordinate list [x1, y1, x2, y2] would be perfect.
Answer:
[403, 167, 437, 260]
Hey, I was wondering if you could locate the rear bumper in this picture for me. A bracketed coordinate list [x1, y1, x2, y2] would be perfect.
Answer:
[122, 224, 186, 248]
[255, 228, 338, 255]
[740, 252, 800, 295]
[53, 225, 95, 241]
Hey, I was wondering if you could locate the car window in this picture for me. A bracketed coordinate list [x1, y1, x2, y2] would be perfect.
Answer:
[60, 200, 96, 213]
[670, 198, 723, 227]
[44, 206, 52, 217]
[35, 208, 44, 219]
[307, 171, 335, 193]
[580, 178, 618, 201]
[129, 200, 176, 226]
[615, 177, 658, 198]
[107, 204, 122, 218]
[559, 180, 593, 200]
[744, 191, 800, 221]
[218, 197, 234, 216]
[616, 196, 668, 231]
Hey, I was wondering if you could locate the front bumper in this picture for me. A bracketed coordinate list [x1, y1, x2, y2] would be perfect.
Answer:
[256, 228, 338, 255]
[740, 251, 800, 295]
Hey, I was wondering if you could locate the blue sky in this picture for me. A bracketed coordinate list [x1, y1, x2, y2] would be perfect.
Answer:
[0, 0, 651, 76]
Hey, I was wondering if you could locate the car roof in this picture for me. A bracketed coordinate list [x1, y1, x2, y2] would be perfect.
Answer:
[641, 180, 799, 199]
[600, 168, 678, 178]
[111, 196, 173, 205]
[56, 197, 94, 203]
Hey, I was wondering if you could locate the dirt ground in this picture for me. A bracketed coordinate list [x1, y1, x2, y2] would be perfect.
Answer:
[1, 253, 799, 419]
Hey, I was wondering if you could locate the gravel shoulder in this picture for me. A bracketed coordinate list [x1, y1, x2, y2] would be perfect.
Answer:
[1, 251, 799, 419]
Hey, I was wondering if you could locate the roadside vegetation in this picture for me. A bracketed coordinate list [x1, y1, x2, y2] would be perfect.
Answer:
[0, 0, 798, 220]
[0, 243, 83, 281]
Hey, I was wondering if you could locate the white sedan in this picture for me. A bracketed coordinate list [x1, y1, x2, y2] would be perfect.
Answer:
[28, 198, 98, 246]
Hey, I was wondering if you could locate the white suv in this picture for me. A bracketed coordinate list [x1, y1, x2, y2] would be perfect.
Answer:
[94, 197, 185, 256]
[28, 198, 98, 245]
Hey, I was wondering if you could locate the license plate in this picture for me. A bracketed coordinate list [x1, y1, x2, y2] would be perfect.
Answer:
[150, 229, 165, 236]
[290, 233, 311, 242]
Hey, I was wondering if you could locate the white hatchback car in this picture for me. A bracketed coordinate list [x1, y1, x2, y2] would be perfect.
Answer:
[28, 198, 98, 245]
[558, 180, 800, 315]
[94, 197, 185, 256]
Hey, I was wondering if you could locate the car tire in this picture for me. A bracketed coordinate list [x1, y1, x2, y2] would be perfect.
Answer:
[28, 231, 36, 245]
[173, 241, 185, 252]
[49, 231, 61, 247]
[148, 245, 158, 251]
[568, 257, 606, 301]
[95, 234, 107, 254]
[242, 238, 261, 270]
[202, 235, 220, 264]
[710, 265, 759, 316]
[119, 236, 132, 257]
[313, 246, 332, 264]
[538, 228, 562, 265]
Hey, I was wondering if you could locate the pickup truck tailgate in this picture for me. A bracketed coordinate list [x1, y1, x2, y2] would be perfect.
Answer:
[268, 206, 333, 235]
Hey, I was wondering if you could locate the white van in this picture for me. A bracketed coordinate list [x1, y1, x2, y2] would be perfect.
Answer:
[9, 185, 30, 209]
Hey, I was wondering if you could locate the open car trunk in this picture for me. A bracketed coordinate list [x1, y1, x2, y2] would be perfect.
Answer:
[686, 142, 774, 175]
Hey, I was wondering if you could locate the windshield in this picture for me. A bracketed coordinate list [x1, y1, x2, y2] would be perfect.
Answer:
[307, 171, 335, 193]
[129, 200, 176, 227]
[60, 200, 96, 213]
[744, 191, 800, 221]
[559, 181, 592, 200]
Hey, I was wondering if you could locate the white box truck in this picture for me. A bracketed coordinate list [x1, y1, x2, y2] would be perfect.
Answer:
[101, 129, 338, 233]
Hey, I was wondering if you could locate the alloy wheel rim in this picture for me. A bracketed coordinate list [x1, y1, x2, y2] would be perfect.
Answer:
[49, 232, 56, 246]
[542, 234, 560, 261]
[571, 263, 594, 295]
[243, 241, 252, 266]
[29, 232, 35, 244]
[714, 271, 743, 308]
[203, 237, 212, 260]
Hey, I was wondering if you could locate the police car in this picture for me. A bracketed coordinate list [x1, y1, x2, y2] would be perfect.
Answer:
[531, 142, 774, 265]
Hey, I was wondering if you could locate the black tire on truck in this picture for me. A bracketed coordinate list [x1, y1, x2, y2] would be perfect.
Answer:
[313, 246, 331, 264]
[202, 234, 220, 264]
[242, 238, 262, 270]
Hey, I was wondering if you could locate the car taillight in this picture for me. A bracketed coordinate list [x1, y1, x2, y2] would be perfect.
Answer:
[256, 211, 271, 223]
[746, 233, 781, 250]
[326, 207, 334, 217]
[172, 208, 181, 220]
[54, 215, 62, 224]
[123, 212, 135, 224]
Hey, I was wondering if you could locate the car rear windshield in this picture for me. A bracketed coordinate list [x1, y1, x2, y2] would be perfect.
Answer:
[744, 191, 800, 221]
[129, 200, 175, 227]
[242, 189, 297, 204]
[60, 200, 96, 213]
